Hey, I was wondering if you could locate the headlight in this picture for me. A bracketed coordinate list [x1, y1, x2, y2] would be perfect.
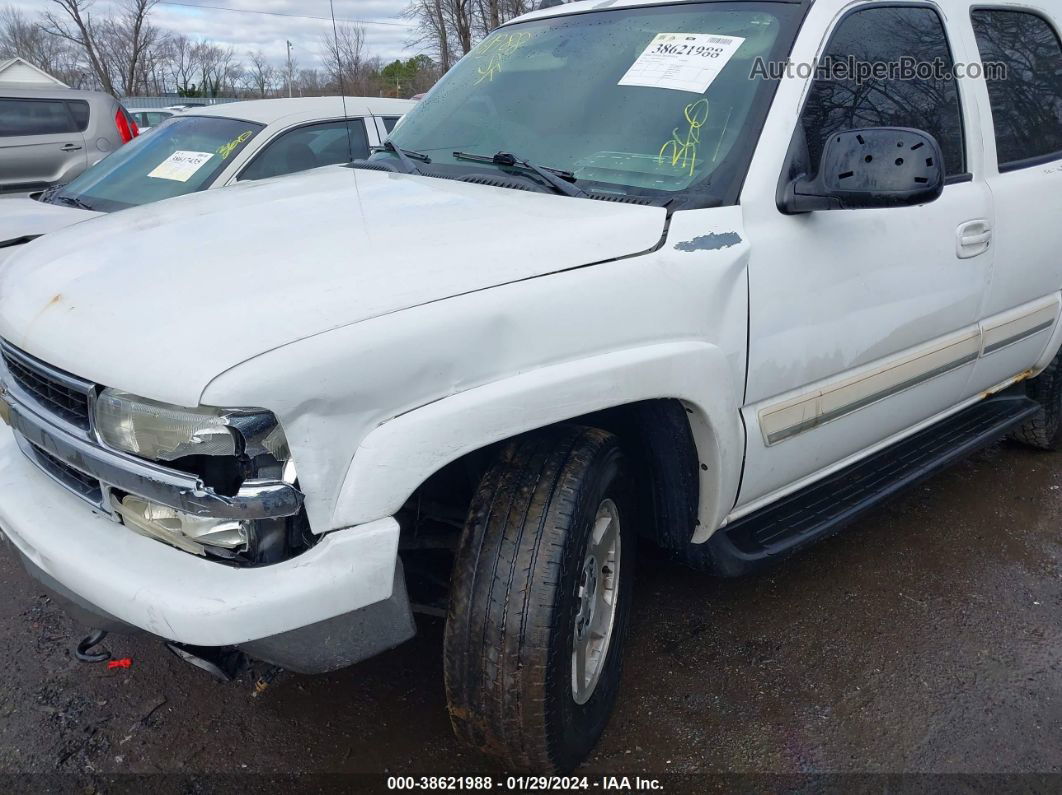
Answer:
[94, 388, 290, 467]
[92, 389, 305, 565]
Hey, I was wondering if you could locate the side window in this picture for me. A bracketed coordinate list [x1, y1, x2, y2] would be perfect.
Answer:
[383, 117, 400, 133]
[971, 9, 1062, 169]
[0, 99, 76, 137]
[66, 100, 90, 132]
[800, 7, 966, 177]
[239, 119, 371, 181]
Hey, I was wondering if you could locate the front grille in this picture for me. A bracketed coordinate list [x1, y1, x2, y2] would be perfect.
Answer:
[26, 442, 103, 504]
[1, 347, 91, 430]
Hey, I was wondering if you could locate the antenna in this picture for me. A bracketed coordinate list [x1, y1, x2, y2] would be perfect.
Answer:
[330, 0, 355, 165]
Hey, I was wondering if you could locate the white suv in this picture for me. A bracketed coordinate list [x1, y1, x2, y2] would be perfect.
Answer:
[0, 0, 1060, 773]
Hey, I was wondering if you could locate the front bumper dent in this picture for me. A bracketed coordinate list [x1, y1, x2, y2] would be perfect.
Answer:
[16, 545, 416, 674]
[0, 425, 406, 649]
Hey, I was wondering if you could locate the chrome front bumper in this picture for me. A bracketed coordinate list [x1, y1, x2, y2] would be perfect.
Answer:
[0, 342, 302, 521]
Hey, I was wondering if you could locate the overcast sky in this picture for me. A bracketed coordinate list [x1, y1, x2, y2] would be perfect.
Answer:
[17, 0, 416, 68]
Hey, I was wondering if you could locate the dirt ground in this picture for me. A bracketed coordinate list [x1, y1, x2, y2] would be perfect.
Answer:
[1, 439, 1061, 789]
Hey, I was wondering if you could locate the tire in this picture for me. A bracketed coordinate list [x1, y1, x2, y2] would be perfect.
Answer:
[1010, 352, 1062, 450]
[444, 426, 636, 772]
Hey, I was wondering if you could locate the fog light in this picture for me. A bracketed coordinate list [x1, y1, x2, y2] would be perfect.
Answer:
[111, 494, 249, 557]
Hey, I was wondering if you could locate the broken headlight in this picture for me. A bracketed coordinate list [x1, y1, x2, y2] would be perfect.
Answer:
[93, 389, 307, 565]
[94, 388, 290, 467]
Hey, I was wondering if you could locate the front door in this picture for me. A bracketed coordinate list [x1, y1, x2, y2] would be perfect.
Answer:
[735, 2, 994, 513]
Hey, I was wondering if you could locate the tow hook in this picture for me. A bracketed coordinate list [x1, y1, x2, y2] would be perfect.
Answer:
[75, 629, 111, 663]
[165, 642, 246, 682]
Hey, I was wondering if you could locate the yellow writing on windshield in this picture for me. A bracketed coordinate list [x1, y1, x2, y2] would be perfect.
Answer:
[658, 99, 710, 177]
[217, 130, 254, 160]
[474, 31, 533, 85]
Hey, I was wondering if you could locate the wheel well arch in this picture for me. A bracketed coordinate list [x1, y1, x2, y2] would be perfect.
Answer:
[401, 398, 701, 552]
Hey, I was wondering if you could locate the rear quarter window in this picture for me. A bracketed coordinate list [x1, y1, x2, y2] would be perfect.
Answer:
[0, 98, 77, 137]
[66, 100, 90, 132]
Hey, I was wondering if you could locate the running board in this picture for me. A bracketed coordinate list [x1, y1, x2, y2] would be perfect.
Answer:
[704, 394, 1040, 577]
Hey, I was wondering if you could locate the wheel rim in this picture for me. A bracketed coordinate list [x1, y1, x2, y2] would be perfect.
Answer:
[572, 497, 621, 705]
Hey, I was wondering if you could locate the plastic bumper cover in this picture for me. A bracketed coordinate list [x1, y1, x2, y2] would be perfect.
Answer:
[0, 425, 406, 649]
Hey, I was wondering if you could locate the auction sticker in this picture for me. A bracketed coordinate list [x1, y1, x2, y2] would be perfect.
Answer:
[147, 150, 215, 182]
[618, 32, 745, 94]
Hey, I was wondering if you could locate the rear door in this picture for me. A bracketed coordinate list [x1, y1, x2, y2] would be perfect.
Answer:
[964, 6, 1062, 392]
[0, 97, 87, 194]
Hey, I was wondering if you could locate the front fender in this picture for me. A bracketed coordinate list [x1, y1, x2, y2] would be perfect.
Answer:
[334, 341, 744, 540]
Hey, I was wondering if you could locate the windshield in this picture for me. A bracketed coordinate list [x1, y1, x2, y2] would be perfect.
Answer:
[51, 116, 263, 212]
[388, 2, 799, 204]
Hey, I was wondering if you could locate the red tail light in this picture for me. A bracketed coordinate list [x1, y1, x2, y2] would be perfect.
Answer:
[115, 109, 138, 143]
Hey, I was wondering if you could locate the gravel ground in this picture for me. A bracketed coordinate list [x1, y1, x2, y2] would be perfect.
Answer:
[0, 439, 1060, 790]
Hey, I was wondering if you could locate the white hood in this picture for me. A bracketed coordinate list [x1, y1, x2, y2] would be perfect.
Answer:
[0, 167, 666, 406]
[0, 197, 99, 245]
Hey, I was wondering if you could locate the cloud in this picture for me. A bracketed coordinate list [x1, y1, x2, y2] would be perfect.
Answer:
[13, 0, 417, 68]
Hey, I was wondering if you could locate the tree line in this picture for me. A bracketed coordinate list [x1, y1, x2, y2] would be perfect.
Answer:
[406, 0, 537, 71]
[0, 0, 440, 99]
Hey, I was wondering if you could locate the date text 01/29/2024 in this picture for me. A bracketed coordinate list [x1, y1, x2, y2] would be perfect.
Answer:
[386, 776, 665, 791]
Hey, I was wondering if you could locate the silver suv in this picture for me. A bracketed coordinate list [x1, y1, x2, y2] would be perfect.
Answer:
[0, 88, 137, 197]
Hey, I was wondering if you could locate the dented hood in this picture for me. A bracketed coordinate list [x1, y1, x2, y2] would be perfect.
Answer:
[0, 167, 666, 406]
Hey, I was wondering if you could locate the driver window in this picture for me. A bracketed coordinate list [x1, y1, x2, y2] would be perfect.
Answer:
[800, 6, 967, 178]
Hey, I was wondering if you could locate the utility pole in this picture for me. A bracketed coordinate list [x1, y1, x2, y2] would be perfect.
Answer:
[286, 40, 294, 98]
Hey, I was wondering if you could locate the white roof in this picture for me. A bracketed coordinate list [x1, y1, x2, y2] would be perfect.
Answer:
[184, 96, 416, 126]
[0, 57, 68, 88]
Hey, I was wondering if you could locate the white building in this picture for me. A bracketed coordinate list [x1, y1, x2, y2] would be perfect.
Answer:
[0, 58, 68, 88]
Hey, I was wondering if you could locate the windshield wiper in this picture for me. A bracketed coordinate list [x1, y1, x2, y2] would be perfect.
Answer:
[370, 141, 430, 174]
[51, 194, 95, 211]
[453, 151, 586, 198]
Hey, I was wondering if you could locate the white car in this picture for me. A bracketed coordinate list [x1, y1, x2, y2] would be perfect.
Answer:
[1, 0, 1061, 774]
[0, 96, 413, 250]
[126, 107, 175, 130]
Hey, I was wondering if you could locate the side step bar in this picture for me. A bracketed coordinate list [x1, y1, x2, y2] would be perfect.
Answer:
[703, 393, 1041, 577]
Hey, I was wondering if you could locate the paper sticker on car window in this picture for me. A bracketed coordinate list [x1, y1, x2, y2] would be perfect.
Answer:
[147, 150, 215, 182]
[618, 33, 746, 94]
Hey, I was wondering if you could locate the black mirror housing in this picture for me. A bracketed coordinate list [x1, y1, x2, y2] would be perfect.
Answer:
[781, 127, 945, 214]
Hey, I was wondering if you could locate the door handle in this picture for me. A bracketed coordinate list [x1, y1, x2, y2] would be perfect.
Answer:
[956, 220, 992, 259]
[59, 144, 83, 152]
[961, 231, 992, 246]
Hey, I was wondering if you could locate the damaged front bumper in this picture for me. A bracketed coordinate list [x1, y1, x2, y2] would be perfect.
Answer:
[0, 426, 415, 673]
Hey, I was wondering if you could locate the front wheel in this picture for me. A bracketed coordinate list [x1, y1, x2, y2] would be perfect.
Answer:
[443, 426, 636, 772]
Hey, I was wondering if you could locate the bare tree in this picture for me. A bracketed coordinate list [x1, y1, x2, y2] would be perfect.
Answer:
[167, 33, 198, 94]
[245, 49, 277, 98]
[0, 5, 82, 84]
[113, 0, 163, 95]
[320, 22, 367, 91]
[196, 41, 238, 97]
[407, 0, 452, 72]
[42, 0, 115, 94]
[409, 0, 532, 73]
[296, 67, 323, 96]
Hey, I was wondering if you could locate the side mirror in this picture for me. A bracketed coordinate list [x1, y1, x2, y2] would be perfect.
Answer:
[780, 127, 944, 214]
